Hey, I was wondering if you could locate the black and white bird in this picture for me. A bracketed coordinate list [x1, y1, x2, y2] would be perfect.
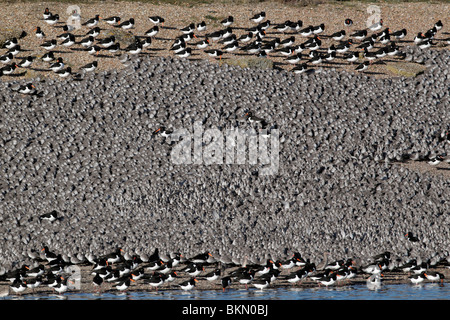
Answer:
[82, 15, 100, 28]
[40, 39, 57, 51]
[331, 30, 346, 41]
[0, 53, 13, 64]
[175, 47, 192, 58]
[42, 51, 55, 62]
[87, 45, 101, 55]
[98, 36, 115, 48]
[45, 14, 59, 26]
[56, 67, 72, 78]
[49, 58, 64, 72]
[250, 12, 266, 23]
[80, 36, 95, 47]
[145, 26, 159, 37]
[149, 16, 165, 25]
[3, 37, 18, 49]
[81, 61, 98, 73]
[86, 27, 101, 38]
[221, 16, 234, 27]
[17, 83, 36, 95]
[197, 21, 207, 32]
[116, 18, 135, 30]
[355, 61, 370, 72]
[39, 210, 58, 222]
[61, 34, 76, 47]
[103, 16, 121, 25]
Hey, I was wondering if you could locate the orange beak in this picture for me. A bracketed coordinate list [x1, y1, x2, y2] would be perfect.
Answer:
[194, 278, 198, 282]
[193, 34, 197, 39]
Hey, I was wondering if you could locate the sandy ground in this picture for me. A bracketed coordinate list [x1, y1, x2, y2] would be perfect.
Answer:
[0, 1, 449, 81]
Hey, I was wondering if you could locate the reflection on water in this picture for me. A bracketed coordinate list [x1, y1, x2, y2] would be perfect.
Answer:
[2, 283, 448, 300]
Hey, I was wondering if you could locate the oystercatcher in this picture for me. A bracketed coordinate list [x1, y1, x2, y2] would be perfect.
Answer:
[149, 16, 165, 25]
[116, 18, 135, 30]
[107, 43, 120, 53]
[45, 14, 59, 26]
[42, 51, 55, 62]
[17, 83, 36, 94]
[355, 61, 370, 72]
[175, 48, 192, 58]
[181, 23, 195, 34]
[40, 39, 57, 50]
[80, 36, 95, 47]
[331, 30, 346, 41]
[179, 278, 198, 291]
[81, 61, 98, 73]
[368, 19, 383, 32]
[252, 278, 270, 290]
[3, 37, 18, 49]
[43, 7, 52, 20]
[10, 279, 27, 295]
[39, 210, 58, 222]
[87, 45, 101, 55]
[221, 16, 234, 27]
[238, 32, 253, 43]
[351, 29, 368, 40]
[61, 34, 75, 47]
[312, 23, 325, 34]
[205, 269, 221, 281]
[292, 63, 308, 74]
[83, 15, 100, 28]
[414, 32, 425, 44]
[406, 232, 419, 242]
[1, 63, 18, 75]
[115, 276, 135, 291]
[126, 42, 143, 55]
[344, 18, 353, 27]
[197, 21, 207, 31]
[409, 271, 426, 285]
[250, 12, 266, 24]
[335, 39, 353, 53]
[146, 274, 166, 290]
[96, 36, 115, 48]
[392, 29, 407, 39]
[418, 39, 432, 49]
[221, 276, 232, 292]
[286, 53, 302, 64]
[103, 16, 121, 25]
[317, 273, 337, 287]
[223, 42, 238, 52]
[86, 27, 101, 38]
[145, 26, 159, 37]
[344, 52, 358, 63]
[0, 53, 13, 64]
[434, 20, 443, 31]
[299, 25, 313, 37]
[205, 49, 223, 60]
[92, 273, 103, 292]
[236, 269, 255, 289]
[196, 38, 210, 49]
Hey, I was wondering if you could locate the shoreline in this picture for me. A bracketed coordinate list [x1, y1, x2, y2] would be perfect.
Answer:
[1, 258, 449, 298]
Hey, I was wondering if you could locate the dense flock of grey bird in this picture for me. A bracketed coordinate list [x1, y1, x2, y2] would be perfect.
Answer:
[0, 5, 449, 296]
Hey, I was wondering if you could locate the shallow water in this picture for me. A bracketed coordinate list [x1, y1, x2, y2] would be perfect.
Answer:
[3, 283, 449, 300]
